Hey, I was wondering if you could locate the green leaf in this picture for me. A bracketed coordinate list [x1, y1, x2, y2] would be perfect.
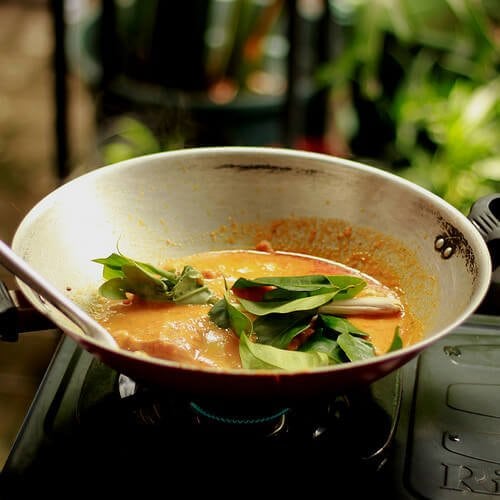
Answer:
[134, 261, 178, 282]
[93, 253, 213, 304]
[93, 253, 130, 280]
[260, 288, 310, 301]
[208, 298, 231, 329]
[93, 253, 177, 282]
[337, 332, 376, 362]
[239, 333, 331, 370]
[233, 275, 366, 295]
[387, 326, 403, 352]
[237, 291, 338, 316]
[232, 275, 366, 315]
[120, 264, 171, 301]
[233, 275, 335, 292]
[254, 310, 315, 348]
[299, 330, 346, 365]
[209, 293, 252, 337]
[172, 266, 212, 304]
[97, 277, 129, 300]
[319, 314, 368, 337]
[327, 276, 367, 299]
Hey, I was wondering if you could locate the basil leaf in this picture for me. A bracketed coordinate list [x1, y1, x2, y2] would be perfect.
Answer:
[319, 314, 368, 337]
[260, 288, 310, 301]
[94, 254, 213, 304]
[132, 261, 177, 282]
[208, 298, 230, 328]
[97, 277, 129, 300]
[337, 332, 376, 362]
[239, 333, 331, 370]
[237, 291, 338, 316]
[227, 302, 253, 338]
[93, 253, 177, 282]
[326, 276, 366, 299]
[233, 275, 335, 292]
[172, 266, 212, 304]
[208, 293, 252, 337]
[113, 264, 171, 301]
[254, 310, 314, 348]
[233, 275, 366, 299]
[387, 326, 403, 352]
[299, 330, 346, 364]
[93, 253, 130, 279]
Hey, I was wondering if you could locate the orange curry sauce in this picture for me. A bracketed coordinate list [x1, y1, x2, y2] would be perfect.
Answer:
[92, 249, 415, 370]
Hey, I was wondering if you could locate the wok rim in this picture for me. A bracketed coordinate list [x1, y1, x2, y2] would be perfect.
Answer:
[11, 146, 493, 379]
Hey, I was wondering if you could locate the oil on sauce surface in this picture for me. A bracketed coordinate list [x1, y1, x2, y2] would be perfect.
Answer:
[94, 250, 419, 370]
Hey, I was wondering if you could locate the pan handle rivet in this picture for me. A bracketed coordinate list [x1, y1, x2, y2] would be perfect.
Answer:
[442, 246, 454, 259]
[435, 236, 455, 259]
[434, 237, 445, 250]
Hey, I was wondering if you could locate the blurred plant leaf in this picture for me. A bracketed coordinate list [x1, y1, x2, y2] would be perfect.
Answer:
[322, 0, 499, 212]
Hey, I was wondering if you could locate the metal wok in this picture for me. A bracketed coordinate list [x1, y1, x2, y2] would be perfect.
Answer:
[4, 147, 497, 400]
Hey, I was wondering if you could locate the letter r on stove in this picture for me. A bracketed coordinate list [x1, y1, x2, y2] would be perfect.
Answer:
[441, 463, 500, 495]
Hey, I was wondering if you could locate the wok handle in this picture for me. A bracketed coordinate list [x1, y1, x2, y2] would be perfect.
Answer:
[468, 193, 500, 270]
[0, 281, 17, 341]
[0, 240, 117, 347]
[468, 193, 500, 315]
[0, 281, 55, 341]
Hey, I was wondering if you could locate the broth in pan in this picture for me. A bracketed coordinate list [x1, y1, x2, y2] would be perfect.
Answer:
[90, 247, 423, 371]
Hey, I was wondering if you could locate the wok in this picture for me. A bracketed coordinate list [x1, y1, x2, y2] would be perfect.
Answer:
[2, 147, 498, 401]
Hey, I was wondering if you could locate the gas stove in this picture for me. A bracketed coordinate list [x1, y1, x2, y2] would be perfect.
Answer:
[1, 314, 499, 498]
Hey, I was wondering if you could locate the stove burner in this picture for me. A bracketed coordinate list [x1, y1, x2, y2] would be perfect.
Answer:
[72, 357, 403, 473]
[189, 401, 289, 437]
[117, 373, 291, 434]
[189, 401, 290, 425]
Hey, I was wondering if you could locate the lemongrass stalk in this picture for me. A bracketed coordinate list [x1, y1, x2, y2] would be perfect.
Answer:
[319, 297, 402, 316]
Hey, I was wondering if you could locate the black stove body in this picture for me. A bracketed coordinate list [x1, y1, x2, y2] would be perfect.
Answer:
[1, 314, 499, 498]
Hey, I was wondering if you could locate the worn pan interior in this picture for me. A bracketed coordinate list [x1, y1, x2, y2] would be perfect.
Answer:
[11, 147, 491, 399]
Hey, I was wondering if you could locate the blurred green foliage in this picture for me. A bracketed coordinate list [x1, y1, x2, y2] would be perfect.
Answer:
[100, 116, 160, 165]
[91, 0, 287, 163]
[100, 116, 188, 165]
[320, 0, 500, 212]
[98, 0, 499, 212]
